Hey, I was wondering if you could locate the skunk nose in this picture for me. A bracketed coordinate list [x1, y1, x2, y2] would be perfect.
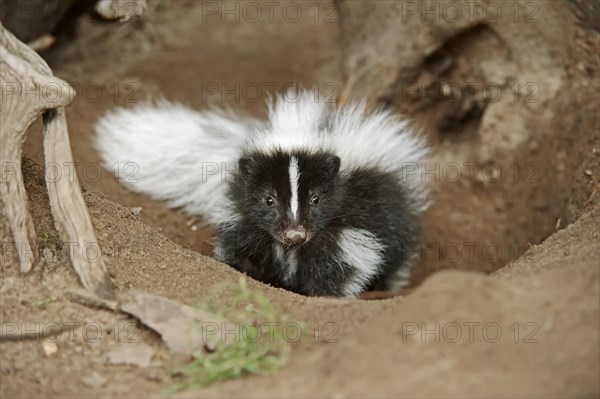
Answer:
[284, 227, 307, 246]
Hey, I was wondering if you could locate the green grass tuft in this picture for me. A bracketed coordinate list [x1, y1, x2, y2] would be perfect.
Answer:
[169, 277, 297, 392]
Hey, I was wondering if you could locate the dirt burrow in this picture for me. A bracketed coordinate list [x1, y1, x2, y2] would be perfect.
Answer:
[1, 1, 599, 397]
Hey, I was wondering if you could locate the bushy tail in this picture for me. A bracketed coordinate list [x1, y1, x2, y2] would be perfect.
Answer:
[93, 101, 258, 225]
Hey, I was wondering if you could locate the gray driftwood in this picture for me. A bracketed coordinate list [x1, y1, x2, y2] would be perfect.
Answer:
[0, 22, 114, 299]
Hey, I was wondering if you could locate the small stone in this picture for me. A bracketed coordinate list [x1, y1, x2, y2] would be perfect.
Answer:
[130, 207, 142, 216]
[160, 264, 167, 270]
[145, 370, 164, 382]
[191, 225, 198, 231]
[42, 341, 58, 357]
[529, 140, 539, 152]
[106, 343, 155, 368]
[584, 170, 592, 177]
[82, 371, 107, 388]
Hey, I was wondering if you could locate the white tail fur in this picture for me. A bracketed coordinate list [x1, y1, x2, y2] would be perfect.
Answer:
[93, 100, 259, 225]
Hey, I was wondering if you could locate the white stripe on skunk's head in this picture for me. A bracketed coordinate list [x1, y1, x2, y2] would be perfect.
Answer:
[232, 149, 341, 248]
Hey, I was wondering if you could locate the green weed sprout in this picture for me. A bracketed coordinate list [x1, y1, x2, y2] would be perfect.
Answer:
[170, 277, 297, 391]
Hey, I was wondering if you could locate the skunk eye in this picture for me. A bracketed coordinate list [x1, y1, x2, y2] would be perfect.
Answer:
[265, 196, 275, 206]
[310, 195, 320, 205]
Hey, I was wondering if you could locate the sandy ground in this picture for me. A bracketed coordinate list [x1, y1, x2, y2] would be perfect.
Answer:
[1, 1, 599, 397]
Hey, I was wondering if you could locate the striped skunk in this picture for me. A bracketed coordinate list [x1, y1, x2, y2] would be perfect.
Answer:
[94, 91, 430, 297]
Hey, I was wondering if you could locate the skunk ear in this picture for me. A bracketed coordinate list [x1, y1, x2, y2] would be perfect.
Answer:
[238, 157, 254, 177]
[327, 155, 341, 175]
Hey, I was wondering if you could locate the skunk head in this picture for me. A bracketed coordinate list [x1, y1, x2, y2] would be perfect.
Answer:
[234, 150, 341, 247]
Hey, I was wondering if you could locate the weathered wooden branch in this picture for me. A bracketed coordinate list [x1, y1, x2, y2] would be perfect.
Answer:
[43, 108, 115, 299]
[0, 22, 114, 299]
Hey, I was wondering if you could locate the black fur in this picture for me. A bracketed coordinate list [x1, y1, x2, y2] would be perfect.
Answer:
[216, 149, 419, 297]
